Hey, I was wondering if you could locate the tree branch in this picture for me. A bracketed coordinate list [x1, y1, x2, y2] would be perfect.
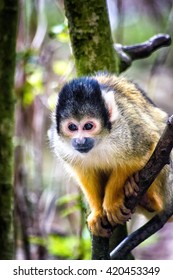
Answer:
[125, 114, 173, 211]
[110, 115, 173, 259]
[92, 115, 173, 260]
[110, 209, 173, 259]
[115, 34, 171, 72]
[91, 34, 172, 260]
[91, 236, 110, 260]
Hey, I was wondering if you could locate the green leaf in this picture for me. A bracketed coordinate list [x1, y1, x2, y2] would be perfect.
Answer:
[22, 82, 35, 105]
[50, 23, 69, 42]
[52, 60, 72, 75]
[30, 235, 46, 247]
[48, 233, 91, 260]
[48, 235, 78, 259]
[27, 68, 43, 89]
[57, 193, 80, 206]
[60, 205, 80, 217]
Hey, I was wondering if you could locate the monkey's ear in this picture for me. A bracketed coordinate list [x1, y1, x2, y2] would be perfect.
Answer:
[102, 90, 119, 123]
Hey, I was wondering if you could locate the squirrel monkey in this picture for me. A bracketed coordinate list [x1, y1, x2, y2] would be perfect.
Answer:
[49, 73, 173, 237]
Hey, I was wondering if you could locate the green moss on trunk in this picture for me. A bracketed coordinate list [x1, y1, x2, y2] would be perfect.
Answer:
[64, 0, 118, 76]
[0, 0, 18, 259]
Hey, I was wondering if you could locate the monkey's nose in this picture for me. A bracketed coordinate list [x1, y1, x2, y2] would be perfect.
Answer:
[74, 137, 86, 145]
[72, 137, 94, 153]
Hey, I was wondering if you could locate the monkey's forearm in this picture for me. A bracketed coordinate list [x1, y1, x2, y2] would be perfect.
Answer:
[75, 171, 103, 212]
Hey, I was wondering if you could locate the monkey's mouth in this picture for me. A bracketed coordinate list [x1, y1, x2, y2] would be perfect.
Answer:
[72, 137, 94, 153]
[75, 146, 93, 153]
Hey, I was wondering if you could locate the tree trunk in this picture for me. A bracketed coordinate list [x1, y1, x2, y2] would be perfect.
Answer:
[64, 0, 118, 76]
[0, 0, 18, 259]
[64, 0, 129, 260]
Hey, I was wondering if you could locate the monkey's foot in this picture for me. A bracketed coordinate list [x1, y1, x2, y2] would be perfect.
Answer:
[103, 203, 132, 226]
[124, 172, 139, 197]
[87, 210, 112, 238]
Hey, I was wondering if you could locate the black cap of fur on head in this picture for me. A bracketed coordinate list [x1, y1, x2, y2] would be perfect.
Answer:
[56, 77, 111, 133]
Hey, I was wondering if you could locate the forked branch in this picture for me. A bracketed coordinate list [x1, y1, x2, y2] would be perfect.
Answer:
[92, 34, 172, 260]
[111, 115, 173, 259]
[92, 115, 173, 259]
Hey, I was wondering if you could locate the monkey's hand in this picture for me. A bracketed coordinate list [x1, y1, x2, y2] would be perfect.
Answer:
[103, 199, 132, 226]
[125, 172, 156, 212]
[87, 209, 112, 238]
[103, 173, 139, 225]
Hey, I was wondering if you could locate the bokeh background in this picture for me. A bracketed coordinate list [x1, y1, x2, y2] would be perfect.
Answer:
[14, 0, 173, 259]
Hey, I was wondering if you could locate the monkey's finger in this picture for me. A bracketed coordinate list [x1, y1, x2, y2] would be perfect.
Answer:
[96, 226, 112, 238]
[95, 218, 112, 238]
[125, 179, 137, 197]
[113, 210, 127, 224]
[124, 180, 132, 197]
[107, 209, 127, 226]
[121, 208, 132, 221]
[114, 206, 132, 223]
[124, 179, 138, 197]
[106, 211, 118, 226]
[129, 176, 139, 194]
[121, 205, 131, 215]
[101, 214, 108, 225]
[117, 212, 131, 223]
[134, 172, 139, 183]
[101, 216, 110, 228]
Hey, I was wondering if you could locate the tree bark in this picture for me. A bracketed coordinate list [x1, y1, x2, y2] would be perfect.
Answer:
[0, 0, 18, 259]
[64, 0, 118, 76]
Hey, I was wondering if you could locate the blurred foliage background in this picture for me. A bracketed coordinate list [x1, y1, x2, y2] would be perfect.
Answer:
[14, 0, 173, 259]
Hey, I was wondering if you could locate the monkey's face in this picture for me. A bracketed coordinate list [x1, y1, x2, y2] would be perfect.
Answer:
[60, 117, 102, 153]
[54, 77, 118, 156]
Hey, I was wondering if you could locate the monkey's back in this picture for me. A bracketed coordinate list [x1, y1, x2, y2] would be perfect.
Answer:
[95, 73, 168, 132]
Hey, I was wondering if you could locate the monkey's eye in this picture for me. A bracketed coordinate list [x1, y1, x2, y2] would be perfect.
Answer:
[68, 123, 78, 131]
[83, 122, 94, 131]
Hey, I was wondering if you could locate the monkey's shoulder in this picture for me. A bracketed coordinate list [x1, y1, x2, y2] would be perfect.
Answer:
[95, 74, 152, 104]
[94, 73, 167, 125]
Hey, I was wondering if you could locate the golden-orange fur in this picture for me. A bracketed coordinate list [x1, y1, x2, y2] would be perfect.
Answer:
[74, 143, 165, 236]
